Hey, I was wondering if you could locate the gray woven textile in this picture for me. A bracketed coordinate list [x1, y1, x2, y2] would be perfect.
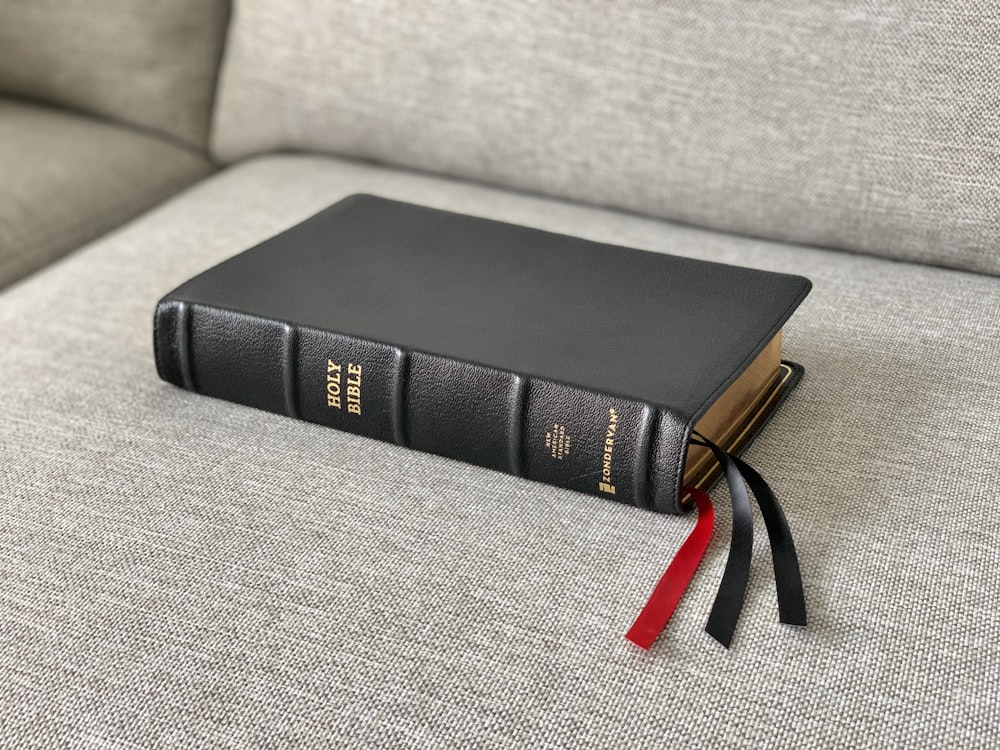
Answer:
[1, 155, 998, 747]
[213, 1, 1000, 277]
[0, 0, 230, 148]
[0, 99, 214, 290]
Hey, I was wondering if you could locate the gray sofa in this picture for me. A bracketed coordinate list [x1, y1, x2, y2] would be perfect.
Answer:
[2, 2, 998, 747]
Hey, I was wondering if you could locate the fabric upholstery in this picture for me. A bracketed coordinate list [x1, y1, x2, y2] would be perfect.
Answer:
[0, 0, 230, 148]
[0, 99, 214, 289]
[213, 1, 1000, 277]
[0, 155, 997, 747]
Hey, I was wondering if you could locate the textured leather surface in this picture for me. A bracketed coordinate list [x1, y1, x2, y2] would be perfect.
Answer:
[650, 408, 693, 514]
[522, 379, 652, 508]
[190, 307, 289, 415]
[156, 195, 810, 511]
[296, 326, 403, 442]
[408, 353, 520, 473]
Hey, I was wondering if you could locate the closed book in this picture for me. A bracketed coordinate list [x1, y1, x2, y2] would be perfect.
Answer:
[154, 195, 810, 515]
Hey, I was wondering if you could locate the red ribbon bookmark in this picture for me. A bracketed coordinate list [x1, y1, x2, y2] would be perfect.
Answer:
[626, 487, 714, 650]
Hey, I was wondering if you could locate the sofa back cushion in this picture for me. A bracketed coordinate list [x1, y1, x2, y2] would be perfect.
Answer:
[0, 0, 230, 149]
[212, 1, 1000, 276]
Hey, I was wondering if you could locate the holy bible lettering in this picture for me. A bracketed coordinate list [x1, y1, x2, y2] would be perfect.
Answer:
[327, 359, 362, 414]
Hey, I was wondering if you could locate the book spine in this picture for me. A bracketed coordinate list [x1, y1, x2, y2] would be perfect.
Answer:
[153, 301, 690, 513]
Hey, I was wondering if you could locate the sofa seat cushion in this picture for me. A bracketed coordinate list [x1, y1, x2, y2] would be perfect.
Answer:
[0, 154, 996, 747]
[0, 99, 214, 289]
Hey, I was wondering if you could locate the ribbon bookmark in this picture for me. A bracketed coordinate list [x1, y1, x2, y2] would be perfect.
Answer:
[691, 432, 807, 648]
[625, 487, 714, 650]
[729, 454, 807, 627]
[692, 437, 755, 648]
[626, 437, 805, 651]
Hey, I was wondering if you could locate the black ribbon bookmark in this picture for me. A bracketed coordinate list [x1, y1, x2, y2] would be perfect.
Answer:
[728, 454, 807, 628]
[689, 432, 806, 648]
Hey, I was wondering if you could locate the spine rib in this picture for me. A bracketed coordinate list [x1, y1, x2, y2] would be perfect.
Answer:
[283, 324, 299, 419]
[391, 349, 410, 447]
[177, 301, 195, 393]
[633, 403, 657, 511]
[508, 375, 529, 477]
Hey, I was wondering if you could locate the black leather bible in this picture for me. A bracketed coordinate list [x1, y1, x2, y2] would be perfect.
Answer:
[154, 195, 811, 515]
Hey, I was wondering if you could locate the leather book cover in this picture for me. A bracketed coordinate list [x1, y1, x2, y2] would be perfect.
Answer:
[154, 195, 811, 514]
